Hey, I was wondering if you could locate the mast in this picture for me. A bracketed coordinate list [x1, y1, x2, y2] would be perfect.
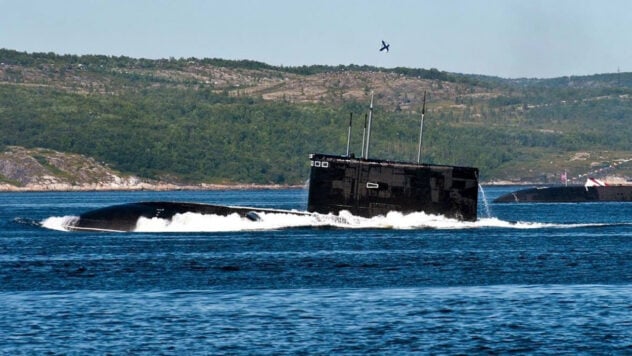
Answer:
[364, 91, 374, 159]
[345, 112, 353, 157]
[417, 91, 426, 164]
[361, 113, 367, 158]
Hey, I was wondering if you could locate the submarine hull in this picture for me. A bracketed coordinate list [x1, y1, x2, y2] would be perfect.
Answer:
[494, 185, 632, 203]
[66, 153, 480, 232]
[66, 201, 307, 232]
[307, 154, 479, 221]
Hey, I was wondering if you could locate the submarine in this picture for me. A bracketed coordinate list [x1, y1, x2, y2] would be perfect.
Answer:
[494, 177, 632, 203]
[64, 93, 479, 232]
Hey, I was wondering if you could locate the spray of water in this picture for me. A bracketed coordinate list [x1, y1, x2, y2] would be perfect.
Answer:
[40, 211, 607, 233]
[478, 184, 492, 218]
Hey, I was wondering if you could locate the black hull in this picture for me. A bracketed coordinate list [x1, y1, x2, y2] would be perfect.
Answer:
[66, 201, 307, 232]
[308, 154, 479, 221]
[66, 154, 479, 232]
[494, 185, 632, 203]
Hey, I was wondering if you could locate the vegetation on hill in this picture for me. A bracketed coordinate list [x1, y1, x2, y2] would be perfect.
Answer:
[1, 48, 631, 185]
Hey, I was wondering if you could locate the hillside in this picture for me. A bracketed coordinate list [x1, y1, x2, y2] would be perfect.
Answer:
[0, 146, 289, 191]
[1, 48, 632, 187]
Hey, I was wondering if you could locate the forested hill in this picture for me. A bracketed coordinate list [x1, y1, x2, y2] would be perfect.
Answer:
[1, 48, 631, 186]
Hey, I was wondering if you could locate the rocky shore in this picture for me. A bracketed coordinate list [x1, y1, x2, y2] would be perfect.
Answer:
[0, 146, 301, 192]
[0, 182, 302, 192]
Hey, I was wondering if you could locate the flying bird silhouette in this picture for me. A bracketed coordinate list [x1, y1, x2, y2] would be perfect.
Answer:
[379, 40, 390, 52]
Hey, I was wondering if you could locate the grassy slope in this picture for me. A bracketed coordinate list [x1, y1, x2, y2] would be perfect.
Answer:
[1, 49, 631, 184]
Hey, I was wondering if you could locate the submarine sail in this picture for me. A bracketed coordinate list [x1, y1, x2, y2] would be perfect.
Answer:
[307, 154, 478, 221]
[307, 91, 478, 221]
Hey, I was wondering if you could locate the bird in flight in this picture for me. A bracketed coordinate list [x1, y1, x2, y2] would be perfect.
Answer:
[379, 40, 390, 52]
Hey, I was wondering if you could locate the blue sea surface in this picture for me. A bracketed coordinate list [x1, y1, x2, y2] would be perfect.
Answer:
[1, 187, 631, 354]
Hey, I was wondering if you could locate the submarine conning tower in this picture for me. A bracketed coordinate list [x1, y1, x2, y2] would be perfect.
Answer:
[307, 153, 479, 221]
[306, 91, 479, 221]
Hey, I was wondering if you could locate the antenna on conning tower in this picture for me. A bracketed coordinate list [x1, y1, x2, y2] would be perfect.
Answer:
[364, 91, 374, 159]
[345, 112, 353, 157]
[417, 91, 427, 164]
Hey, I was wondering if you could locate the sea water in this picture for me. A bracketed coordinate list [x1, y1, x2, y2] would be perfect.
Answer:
[1, 187, 631, 353]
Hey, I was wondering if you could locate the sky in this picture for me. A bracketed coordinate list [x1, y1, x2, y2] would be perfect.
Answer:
[1, 0, 631, 79]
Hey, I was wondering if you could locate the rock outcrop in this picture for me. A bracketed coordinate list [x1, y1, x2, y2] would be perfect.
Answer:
[0, 146, 165, 191]
[0, 146, 299, 191]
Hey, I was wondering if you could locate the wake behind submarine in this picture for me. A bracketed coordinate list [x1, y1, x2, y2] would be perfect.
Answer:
[65, 94, 479, 232]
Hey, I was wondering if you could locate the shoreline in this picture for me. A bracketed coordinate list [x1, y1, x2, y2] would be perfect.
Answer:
[7, 179, 615, 192]
[0, 182, 547, 193]
[6, 180, 627, 192]
[0, 183, 306, 192]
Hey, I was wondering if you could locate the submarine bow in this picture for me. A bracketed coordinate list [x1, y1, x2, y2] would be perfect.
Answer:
[65, 201, 304, 232]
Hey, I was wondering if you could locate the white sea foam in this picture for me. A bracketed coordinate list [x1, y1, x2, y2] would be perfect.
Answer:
[41, 216, 79, 231]
[134, 212, 318, 232]
[41, 210, 609, 233]
[471, 217, 596, 229]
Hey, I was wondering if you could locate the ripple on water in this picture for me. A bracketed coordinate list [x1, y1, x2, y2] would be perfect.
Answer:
[1, 285, 631, 354]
